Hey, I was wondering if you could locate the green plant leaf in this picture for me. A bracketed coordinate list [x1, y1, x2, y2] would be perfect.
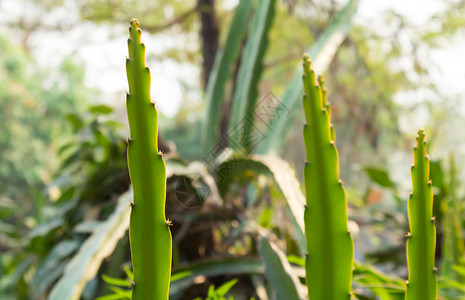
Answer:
[228, 0, 276, 152]
[88, 104, 114, 115]
[259, 235, 303, 300]
[95, 293, 129, 300]
[65, 113, 84, 130]
[364, 167, 395, 188]
[31, 240, 79, 294]
[48, 190, 131, 300]
[169, 257, 264, 296]
[252, 154, 306, 253]
[101, 274, 131, 287]
[353, 261, 405, 300]
[205, 279, 239, 299]
[215, 153, 306, 253]
[440, 154, 464, 281]
[201, 0, 253, 152]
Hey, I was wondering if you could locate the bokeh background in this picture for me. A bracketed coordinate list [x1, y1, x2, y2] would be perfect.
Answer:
[1, 0, 465, 299]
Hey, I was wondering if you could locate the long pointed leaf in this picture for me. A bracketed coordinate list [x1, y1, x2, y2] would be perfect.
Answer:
[48, 190, 132, 300]
[228, 0, 276, 152]
[441, 154, 465, 280]
[253, 154, 306, 253]
[201, 0, 253, 152]
[169, 257, 264, 296]
[259, 235, 303, 300]
[216, 154, 306, 253]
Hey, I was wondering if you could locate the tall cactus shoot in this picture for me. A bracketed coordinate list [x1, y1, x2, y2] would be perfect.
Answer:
[406, 129, 437, 300]
[301, 54, 354, 299]
[125, 19, 172, 300]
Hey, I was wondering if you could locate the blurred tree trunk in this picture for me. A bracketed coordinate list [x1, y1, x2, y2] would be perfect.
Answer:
[198, 0, 219, 88]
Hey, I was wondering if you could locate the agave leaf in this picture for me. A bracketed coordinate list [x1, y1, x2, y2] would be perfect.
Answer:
[228, 0, 276, 152]
[216, 153, 306, 253]
[440, 154, 465, 281]
[32, 240, 79, 295]
[259, 235, 304, 300]
[201, 0, 253, 152]
[48, 190, 131, 300]
[169, 257, 264, 296]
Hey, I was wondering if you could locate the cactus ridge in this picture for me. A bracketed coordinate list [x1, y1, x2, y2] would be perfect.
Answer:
[405, 129, 437, 300]
[301, 54, 353, 299]
[126, 19, 172, 300]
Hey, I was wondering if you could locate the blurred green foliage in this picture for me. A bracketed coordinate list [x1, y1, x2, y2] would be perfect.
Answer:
[0, 36, 89, 202]
[1, 0, 465, 299]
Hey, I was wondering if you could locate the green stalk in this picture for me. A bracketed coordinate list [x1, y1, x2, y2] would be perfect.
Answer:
[441, 153, 465, 280]
[125, 19, 172, 300]
[405, 129, 437, 300]
[301, 54, 353, 299]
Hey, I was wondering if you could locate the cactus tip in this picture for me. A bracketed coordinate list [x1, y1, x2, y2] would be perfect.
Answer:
[129, 281, 135, 288]
[405, 232, 411, 238]
[130, 18, 139, 29]
[318, 75, 325, 88]
[166, 219, 173, 227]
[430, 216, 436, 222]
[433, 267, 438, 273]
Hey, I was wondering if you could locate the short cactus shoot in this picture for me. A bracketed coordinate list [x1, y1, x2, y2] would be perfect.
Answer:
[406, 129, 438, 300]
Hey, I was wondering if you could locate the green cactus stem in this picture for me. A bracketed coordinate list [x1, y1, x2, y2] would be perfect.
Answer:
[125, 19, 172, 300]
[301, 54, 354, 299]
[405, 129, 437, 300]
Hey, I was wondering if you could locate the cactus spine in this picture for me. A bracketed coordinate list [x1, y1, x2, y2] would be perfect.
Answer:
[125, 19, 172, 300]
[406, 129, 437, 300]
[301, 54, 354, 299]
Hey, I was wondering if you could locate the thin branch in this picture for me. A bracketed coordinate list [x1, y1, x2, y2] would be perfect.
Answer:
[143, 5, 198, 32]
